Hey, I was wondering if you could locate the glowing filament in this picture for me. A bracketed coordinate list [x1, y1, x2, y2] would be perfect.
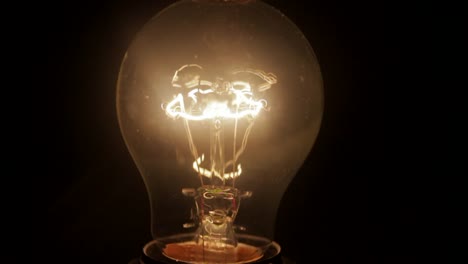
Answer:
[193, 154, 242, 179]
[163, 64, 276, 183]
[165, 82, 266, 120]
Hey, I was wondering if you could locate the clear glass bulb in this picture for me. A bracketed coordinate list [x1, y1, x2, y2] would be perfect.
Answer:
[117, 0, 323, 263]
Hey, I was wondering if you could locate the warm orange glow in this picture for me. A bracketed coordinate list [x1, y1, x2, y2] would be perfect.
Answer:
[163, 64, 276, 182]
[193, 154, 242, 179]
[165, 82, 267, 120]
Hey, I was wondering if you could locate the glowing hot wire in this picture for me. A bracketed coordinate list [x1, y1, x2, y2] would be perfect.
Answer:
[193, 154, 242, 180]
[165, 84, 265, 120]
[163, 64, 276, 183]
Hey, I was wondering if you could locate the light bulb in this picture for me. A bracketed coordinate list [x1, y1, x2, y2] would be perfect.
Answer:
[117, 0, 323, 263]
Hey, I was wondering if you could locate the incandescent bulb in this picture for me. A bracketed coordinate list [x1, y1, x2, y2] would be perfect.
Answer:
[117, 0, 323, 263]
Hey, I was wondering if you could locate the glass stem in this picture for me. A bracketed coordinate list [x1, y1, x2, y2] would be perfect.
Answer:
[210, 119, 225, 186]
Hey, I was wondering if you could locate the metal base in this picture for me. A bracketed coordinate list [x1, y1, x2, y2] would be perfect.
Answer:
[137, 233, 285, 264]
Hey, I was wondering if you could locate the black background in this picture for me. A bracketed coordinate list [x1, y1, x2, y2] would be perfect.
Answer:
[36, 0, 413, 263]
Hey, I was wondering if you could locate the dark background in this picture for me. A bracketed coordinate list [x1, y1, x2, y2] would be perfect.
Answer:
[36, 0, 413, 263]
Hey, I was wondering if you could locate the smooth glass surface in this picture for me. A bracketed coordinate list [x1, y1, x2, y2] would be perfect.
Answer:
[117, 0, 323, 262]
